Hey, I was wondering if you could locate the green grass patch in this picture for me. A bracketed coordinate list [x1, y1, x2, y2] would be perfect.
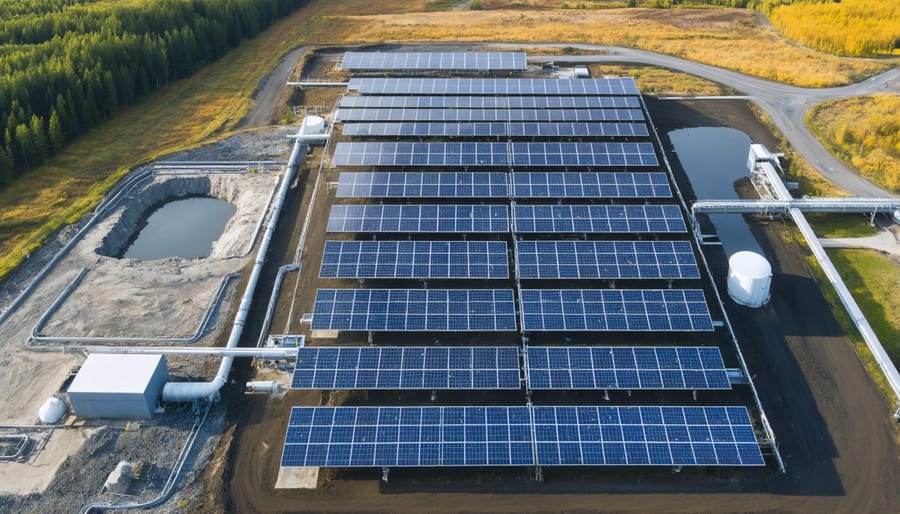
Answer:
[806, 213, 879, 238]
[802, 244, 900, 410]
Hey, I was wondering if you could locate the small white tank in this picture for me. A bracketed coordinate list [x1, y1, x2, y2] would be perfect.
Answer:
[300, 115, 325, 135]
[38, 397, 67, 424]
[727, 251, 772, 308]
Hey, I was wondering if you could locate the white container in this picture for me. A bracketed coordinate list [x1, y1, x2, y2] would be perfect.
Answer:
[727, 251, 772, 308]
[38, 397, 67, 424]
[245, 380, 281, 394]
[300, 115, 325, 135]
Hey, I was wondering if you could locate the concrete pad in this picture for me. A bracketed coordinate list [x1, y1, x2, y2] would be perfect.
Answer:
[275, 466, 319, 489]
[0, 428, 97, 495]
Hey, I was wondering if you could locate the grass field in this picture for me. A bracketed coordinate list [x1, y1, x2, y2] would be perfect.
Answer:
[803, 246, 900, 408]
[767, 0, 900, 57]
[0, 0, 895, 282]
[805, 213, 879, 239]
[588, 64, 733, 96]
[806, 95, 900, 195]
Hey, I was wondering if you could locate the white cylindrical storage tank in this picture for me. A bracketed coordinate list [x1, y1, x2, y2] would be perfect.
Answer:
[727, 251, 772, 308]
[38, 397, 67, 424]
[300, 115, 325, 135]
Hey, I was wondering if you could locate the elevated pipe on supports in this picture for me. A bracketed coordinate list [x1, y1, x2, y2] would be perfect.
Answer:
[69, 346, 296, 359]
[160, 138, 305, 403]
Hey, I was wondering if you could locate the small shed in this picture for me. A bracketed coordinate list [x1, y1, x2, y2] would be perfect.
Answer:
[67, 354, 168, 419]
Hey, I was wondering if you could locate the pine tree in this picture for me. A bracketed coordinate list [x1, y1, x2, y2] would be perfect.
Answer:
[49, 109, 64, 153]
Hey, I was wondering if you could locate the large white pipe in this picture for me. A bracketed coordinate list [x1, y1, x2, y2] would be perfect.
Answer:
[161, 140, 305, 402]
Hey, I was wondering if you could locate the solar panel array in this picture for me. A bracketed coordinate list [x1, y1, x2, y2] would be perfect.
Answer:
[526, 346, 730, 390]
[511, 172, 671, 198]
[340, 95, 641, 109]
[327, 204, 510, 233]
[335, 172, 670, 198]
[281, 405, 764, 467]
[519, 289, 714, 331]
[515, 241, 699, 280]
[336, 172, 509, 198]
[347, 77, 640, 95]
[513, 205, 687, 233]
[320, 240, 509, 279]
[332, 142, 659, 167]
[293, 347, 522, 390]
[336, 108, 645, 122]
[284, 53, 770, 473]
[311, 289, 518, 332]
[342, 121, 650, 138]
[340, 52, 527, 72]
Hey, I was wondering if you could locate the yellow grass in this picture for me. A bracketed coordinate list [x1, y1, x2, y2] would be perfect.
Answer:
[806, 95, 900, 194]
[321, 8, 893, 87]
[588, 64, 733, 96]
[768, 0, 900, 57]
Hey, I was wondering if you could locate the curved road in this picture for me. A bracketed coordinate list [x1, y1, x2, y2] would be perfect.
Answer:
[489, 43, 899, 198]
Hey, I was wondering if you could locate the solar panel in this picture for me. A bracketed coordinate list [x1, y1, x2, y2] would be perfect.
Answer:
[320, 240, 509, 279]
[512, 205, 686, 233]
[340, 52, 527, 72]
[525, 346, 731, 390]
[332, 142, 658, 167]
[336, 172, 509, 198]
[335, 108, 645, 122]
[292, 347, 522, 390]
[326, 204, 510, 233]
[340, 95, 642, 109]
[511, 172, 671, 198]
[530, 405, 764, 466]
[515, 240, 700, 280]
[347, 78, 640, 96]
[282, 406, 536, 467]
[342, 122, 649, 138]
[519, 289, 714, 331]
[311, 289, 518, 331]
[281, 405, 764, 467]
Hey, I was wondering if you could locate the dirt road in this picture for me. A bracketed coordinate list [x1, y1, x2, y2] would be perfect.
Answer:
[238, 46, 307, 129]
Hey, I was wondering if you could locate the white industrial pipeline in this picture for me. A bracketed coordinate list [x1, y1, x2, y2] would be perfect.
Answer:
[161, 139, 304, 402]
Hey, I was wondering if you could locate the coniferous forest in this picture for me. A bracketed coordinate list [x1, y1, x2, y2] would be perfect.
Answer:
[0, 0, 306, 184]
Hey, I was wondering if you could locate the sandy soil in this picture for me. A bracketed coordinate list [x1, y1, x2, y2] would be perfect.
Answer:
[219, 98, 900, 514]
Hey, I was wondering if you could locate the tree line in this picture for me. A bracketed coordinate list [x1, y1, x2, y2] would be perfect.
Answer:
[0, 0, 306, 185]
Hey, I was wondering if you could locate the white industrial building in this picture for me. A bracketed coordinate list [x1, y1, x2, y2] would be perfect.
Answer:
[67, 354, 168, 419]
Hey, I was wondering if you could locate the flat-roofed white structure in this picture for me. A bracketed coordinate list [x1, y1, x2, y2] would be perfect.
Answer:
[68, 354, 168, 419]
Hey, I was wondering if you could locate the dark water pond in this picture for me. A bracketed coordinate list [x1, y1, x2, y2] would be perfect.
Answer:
[668, 126, 762, 256]
[123, 197, 236, 260]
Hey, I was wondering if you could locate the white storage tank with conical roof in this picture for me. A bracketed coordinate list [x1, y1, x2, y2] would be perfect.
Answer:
[38, 397, 67, 424]
[300, 115, 325, 135]
[727, 251, 772, 308]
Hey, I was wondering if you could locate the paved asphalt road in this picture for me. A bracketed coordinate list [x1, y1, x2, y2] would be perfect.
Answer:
[490, 43, 899, 198]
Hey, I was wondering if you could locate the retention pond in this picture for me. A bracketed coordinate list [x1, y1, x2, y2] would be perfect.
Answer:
[668, 126, 762, 256]
[123, 197, 236, 260]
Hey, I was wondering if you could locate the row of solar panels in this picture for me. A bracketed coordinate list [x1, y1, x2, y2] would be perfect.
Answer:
[310, 288, 713, 332]
[320, 240, 700, 280]
[292, 346, 730, 391]
[347, 77, 640, 96]
[340, 95, 642, 109]
[326, 204, 687, 234]
[336, 108, 645, 122]
[340, 52, 527, 72]
[332, 141, 659, 167]
[336, 172, 672, 198]
[281, 405, 764, 468]
[342, 121, 650, 138]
